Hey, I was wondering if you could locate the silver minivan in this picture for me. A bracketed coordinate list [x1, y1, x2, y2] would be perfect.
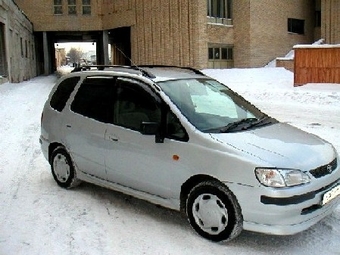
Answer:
[40, 66, 340, 242]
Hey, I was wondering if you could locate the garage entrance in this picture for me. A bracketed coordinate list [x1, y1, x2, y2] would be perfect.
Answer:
[109, 27, 131, 65]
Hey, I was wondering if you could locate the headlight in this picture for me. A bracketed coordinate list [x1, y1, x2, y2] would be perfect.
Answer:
[255, 168, 310, 188]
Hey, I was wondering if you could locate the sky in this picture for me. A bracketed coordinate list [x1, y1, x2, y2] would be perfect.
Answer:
[54, 42, 96, 53]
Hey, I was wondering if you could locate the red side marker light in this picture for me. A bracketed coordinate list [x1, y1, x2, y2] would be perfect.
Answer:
[173, 155, 180, 161]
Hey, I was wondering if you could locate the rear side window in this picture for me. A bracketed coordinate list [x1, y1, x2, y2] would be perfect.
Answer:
[71, 76, 115, 123]
[50, 76, 80, 112]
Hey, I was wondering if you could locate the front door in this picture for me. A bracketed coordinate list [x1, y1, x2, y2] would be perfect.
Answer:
[104, 77, 189, 199]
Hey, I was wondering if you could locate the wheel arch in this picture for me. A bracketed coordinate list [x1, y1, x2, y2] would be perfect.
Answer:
[180, 174, 222, 214]
[48, 142, 65, 164]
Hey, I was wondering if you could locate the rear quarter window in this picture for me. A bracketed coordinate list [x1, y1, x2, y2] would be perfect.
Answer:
[50, 76, 80, 112]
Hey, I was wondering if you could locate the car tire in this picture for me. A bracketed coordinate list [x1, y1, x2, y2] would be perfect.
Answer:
[50, 146, 81, 188]
[186, 180, 243, 242]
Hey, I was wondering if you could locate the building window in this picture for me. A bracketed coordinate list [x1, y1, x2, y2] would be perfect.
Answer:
[0, 23, 7, 76]
[221, 48, 233, 60]
[82, 0, 91, 15]
[208, 45, 233, 68]
[207, 0, 233, 25]
[68, 0, 77, 15]
[20, 37, 23, 57]
[315, 11, 321, 27]
[32, 44, 35, 60]
[25, 40, 28, 58]
[209, 46, 233, 60]
[54, 0, 63, 15]
[288, 18, 304, 35]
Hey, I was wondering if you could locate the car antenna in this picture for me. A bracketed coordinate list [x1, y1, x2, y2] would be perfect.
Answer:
[113, 45, 155, 78]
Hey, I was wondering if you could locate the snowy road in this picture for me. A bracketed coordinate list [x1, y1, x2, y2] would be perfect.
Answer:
[0, 68, 339, 255]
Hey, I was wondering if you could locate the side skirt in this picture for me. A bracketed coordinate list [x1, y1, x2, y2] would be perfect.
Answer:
[77, 171, 180, 211]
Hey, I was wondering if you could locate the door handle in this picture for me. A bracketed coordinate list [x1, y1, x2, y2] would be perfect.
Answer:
[107, 134, 118, 142]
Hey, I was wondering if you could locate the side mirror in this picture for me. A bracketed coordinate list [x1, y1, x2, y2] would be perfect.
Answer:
[141, 122, 164, 143]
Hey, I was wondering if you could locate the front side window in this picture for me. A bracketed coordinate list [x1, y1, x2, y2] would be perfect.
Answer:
[114, 78, 161, 132]
[114, 77, 188, 140]
[50, 76, 80, 112]
[166, 111, 188, 141]
[82, 0, 91, 15]
[68, 0, 77, 15]
[71, 76, 115, 122]
[288, 18, 305, 34]
[54, 0, 63, 15]
[158, 78, 267, 132]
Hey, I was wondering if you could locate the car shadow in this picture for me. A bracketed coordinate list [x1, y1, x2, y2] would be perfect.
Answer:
[74, 181, 190, 230]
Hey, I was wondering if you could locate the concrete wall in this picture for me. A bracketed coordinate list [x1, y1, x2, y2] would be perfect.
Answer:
[15, 0, 102, 31]
[0, 0, 36, 83]
[102, 0, 134, 28]
[13, 0, 322, 69]
[130, 0, 205, 69]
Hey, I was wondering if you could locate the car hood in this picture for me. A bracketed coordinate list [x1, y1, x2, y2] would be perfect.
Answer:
[209, 122, 336, 169]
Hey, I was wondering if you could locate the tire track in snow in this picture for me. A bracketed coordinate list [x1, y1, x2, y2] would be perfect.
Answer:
[0, 76, 56, 254]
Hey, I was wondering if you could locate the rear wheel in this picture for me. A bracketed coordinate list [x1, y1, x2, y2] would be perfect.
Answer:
[186, 180, 243, 242]
[50, 146, 80, 188]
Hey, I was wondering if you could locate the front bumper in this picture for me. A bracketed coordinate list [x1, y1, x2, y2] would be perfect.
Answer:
[227, 173, 340, 235]
[243, 185, 340, 235]
[243, 198, 338, 235]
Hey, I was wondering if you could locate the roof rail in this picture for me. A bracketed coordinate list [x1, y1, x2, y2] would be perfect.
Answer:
[71, 65, 156, 78]
[70, 64, 204, 78]
[138, 65, 205, 76]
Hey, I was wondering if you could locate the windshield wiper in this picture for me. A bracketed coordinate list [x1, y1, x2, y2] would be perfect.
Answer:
[220, 118, 258, 133]
[248, 116, 277, 128]
[204, 116, 276, 133]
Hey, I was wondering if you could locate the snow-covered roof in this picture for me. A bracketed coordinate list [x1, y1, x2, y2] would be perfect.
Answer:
[293, 44, 340, 49]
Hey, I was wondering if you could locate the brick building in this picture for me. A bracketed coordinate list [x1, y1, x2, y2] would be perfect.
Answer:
[12, 0, 340, 74]
[322, 0, 340, 44]
[0, 0, 36, 83]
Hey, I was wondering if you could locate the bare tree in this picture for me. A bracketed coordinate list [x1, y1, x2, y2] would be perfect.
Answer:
[67, 47, 84, 65]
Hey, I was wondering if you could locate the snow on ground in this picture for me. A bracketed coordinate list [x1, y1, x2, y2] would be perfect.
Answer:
[0, 68, 339, 255]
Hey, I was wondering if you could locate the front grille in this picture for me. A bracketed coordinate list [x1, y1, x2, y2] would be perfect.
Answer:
[310, 158, 337, 178]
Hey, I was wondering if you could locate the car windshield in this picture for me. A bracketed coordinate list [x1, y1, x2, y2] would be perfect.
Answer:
[158, 78, 274, 133]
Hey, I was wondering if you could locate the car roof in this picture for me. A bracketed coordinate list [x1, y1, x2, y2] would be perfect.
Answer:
[70, 65, 208, 82]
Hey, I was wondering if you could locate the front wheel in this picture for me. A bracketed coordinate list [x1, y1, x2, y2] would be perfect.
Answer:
[50, 146, 81, 188]
[186, 180, 243, 242]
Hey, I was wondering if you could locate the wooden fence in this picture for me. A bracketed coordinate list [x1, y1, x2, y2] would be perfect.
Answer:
[294, 45, 340, 86]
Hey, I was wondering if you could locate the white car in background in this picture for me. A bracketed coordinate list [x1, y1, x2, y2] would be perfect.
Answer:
[40, 65, 340, 242]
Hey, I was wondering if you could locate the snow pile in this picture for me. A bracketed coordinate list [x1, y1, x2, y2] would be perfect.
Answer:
[55, 65, 74, 77]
